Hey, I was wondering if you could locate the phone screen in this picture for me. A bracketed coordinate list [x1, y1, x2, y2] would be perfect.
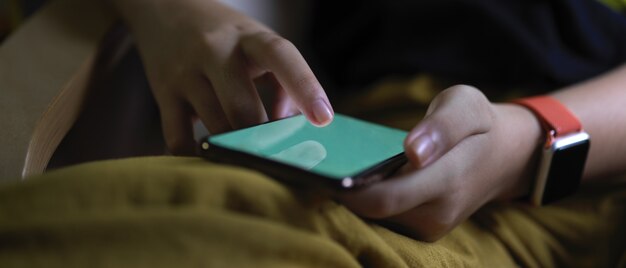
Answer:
[208, 114, 407, 180]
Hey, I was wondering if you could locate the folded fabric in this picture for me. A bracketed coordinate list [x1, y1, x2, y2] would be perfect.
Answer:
[0, 156, 624, 267]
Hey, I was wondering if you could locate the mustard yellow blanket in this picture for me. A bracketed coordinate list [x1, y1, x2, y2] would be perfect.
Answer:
[1, 76, 625, 267]
[0, 156, 624, 267]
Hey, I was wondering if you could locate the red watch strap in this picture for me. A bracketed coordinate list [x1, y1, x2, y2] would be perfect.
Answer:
[513, 96, 582, 138]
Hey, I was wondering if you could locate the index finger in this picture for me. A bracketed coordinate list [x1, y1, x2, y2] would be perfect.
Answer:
[241, 32, 333, 126]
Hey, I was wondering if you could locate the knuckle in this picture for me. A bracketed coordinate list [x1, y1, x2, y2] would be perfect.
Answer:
[466, 91, 494, 133]
[200, 33, 222, 55]
[199, 31, 236, 66]
[443, 84, 494, 133]
[439, 84, 482, 104]
[201, 26, 236, 46]
[260, 34, 295, 54]
[447, 84, 480, 96]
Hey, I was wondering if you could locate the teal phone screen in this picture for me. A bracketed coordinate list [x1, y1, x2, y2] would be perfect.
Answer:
[209, 114, 407, 179]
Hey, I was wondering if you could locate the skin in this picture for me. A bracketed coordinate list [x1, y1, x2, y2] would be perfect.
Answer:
[111, 0, 626, 242]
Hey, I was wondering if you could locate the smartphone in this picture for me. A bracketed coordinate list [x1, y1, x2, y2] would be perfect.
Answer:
[199, 114, 408, 190]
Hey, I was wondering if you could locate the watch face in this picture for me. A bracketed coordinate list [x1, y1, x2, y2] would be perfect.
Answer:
[542, 134, 590, 204]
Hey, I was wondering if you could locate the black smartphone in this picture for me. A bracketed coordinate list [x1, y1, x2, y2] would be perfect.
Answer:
[199, 114, 408, 190]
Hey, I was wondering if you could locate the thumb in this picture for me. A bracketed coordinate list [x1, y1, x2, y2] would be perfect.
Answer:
[404, 85, 494, 168]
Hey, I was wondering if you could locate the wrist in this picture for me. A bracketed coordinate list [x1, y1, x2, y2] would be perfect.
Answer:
[511, 96, 590, 205]
[491, 103, 543, 201]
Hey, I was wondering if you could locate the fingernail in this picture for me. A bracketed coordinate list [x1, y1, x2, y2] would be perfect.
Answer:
[311, 99, 333, 126]
[411, 134, 436, 167]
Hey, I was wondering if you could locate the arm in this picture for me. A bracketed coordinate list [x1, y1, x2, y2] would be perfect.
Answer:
[339, 64, 626, 241]
[552, 64, 626, 181]
[501, 64, 626, 199]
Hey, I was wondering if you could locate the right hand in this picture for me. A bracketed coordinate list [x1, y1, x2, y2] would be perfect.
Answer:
[113, 0, 333, 155]
[338, 85, 541, 241]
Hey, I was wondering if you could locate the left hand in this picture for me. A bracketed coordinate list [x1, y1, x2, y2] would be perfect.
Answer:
[111, 0, 333, 155]
[338, 85, 543, 241]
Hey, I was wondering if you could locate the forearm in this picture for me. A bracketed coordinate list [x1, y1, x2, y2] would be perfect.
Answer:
[550, 64, 626, 181]
[494, 65, 626, 200]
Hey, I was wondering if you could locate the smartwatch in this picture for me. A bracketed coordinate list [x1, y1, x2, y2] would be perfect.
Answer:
[513, 96, 590, 206]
